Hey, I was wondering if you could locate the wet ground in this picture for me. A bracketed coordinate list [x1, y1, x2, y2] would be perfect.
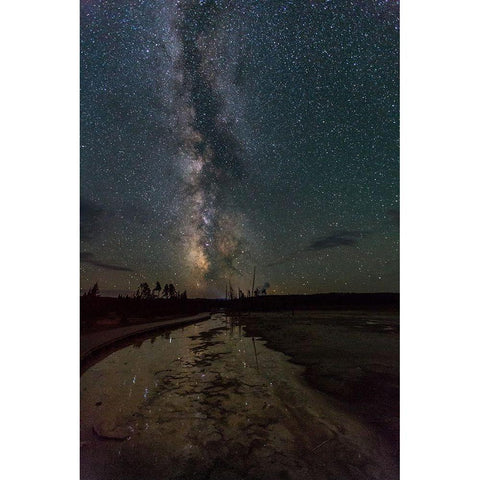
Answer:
[81, 313, 398, 480]
[239, 311, 399, 454]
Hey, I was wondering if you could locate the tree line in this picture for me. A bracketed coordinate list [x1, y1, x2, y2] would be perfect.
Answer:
[83, 282, 187, 300]
[134, 281, 187, 300]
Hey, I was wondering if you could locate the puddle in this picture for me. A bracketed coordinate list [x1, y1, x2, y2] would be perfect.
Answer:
[81, 314, 397, 480]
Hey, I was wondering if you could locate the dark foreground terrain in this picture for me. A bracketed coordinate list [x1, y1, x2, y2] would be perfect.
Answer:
[81, 293, 398, 334]
[81, 310, 398, 480]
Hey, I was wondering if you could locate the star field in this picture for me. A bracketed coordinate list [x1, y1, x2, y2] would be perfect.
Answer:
[80, 0, 399, 297]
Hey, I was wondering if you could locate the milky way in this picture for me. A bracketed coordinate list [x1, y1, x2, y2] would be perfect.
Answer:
[81, 0, 399, 297]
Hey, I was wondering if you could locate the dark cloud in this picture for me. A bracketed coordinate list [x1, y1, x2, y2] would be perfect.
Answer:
[80, 197, 104, 241]
[265, 230, 371, 268]
[81, 198, 154, 243]
[81, 252, 133, 272]
[308, 230, 370, 251]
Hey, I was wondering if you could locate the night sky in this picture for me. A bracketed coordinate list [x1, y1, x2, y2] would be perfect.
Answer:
[80, 0, 399, 298]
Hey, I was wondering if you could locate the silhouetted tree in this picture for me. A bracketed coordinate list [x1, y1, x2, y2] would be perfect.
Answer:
[86, 282, 99, 297]
[168, 283, 177, 299]
[177, 290, 186, 301]
[139, 282, 151, 299]
[162, 283, 169, 299]
[153, 281, 162, 298]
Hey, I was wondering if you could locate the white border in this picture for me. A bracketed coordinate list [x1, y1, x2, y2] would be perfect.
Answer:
[2, 1, 79, 478]
[3, 0, 480, 478]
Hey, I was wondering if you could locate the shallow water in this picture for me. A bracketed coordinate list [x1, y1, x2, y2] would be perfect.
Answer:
[81, 314, 396, 480]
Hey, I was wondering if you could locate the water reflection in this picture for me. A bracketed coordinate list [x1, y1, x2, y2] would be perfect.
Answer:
[81, 314, 396, 480]
[81, 327, 176, 375]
